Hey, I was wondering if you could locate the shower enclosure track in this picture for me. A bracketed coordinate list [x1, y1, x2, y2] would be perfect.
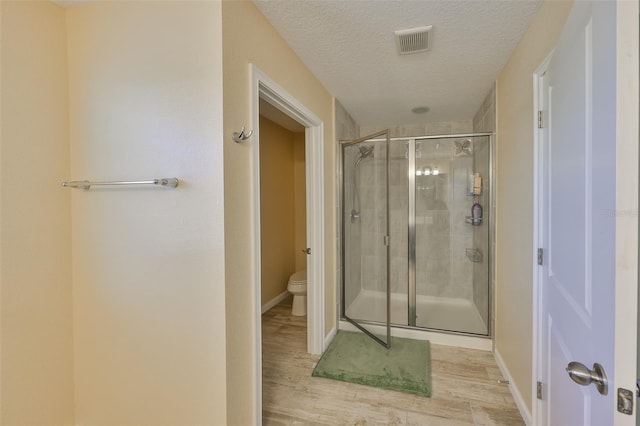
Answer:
[352, 132, 493, 143]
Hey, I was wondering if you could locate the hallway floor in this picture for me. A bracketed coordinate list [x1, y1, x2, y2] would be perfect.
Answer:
[262, 297, 525, 425]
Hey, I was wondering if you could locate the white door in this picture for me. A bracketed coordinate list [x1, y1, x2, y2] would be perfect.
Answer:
[538, 1, 638, 425]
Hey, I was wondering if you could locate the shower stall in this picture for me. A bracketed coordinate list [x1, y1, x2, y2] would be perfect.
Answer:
[340, 131, 492, 346]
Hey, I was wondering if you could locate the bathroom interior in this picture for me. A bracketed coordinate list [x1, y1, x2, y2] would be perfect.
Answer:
[3, 0, 586, 424]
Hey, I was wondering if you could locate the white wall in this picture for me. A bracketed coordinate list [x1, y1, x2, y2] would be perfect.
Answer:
[66, 2, 227, 423]
[0, 2, 75, 423]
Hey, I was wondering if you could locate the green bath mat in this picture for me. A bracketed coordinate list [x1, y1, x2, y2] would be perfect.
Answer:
[311, 330, 431, 397]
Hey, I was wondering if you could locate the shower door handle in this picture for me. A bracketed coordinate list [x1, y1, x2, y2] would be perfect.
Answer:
[302, 248, 311, 254]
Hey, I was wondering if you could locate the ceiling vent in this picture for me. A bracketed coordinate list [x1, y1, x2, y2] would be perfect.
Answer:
[394, 25, 432, 55]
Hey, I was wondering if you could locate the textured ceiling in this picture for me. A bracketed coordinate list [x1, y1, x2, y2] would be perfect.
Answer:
[253, 0, 543, 126]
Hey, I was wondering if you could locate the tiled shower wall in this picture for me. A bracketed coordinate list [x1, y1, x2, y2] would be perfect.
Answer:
[415, 138, 476, 301]
[473, 83, 496, 133]
[359, 152, 388, 294]
[388, 143, 409, 296]
[357, 121, 480, 304]
[360, 120, 473, 139]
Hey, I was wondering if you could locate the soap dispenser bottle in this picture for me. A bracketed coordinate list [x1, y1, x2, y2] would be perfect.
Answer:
[473, 172, 482, 195]
[471, 200, 483, 225]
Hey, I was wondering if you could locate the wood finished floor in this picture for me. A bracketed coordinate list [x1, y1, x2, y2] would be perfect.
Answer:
[262, 297, 525, 426]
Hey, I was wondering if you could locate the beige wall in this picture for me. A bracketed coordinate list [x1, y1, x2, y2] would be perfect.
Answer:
[222, 2, 335, 424]
[66, 2, 227, 424]
[495, 0, 573, 413]
[293, 132, 307, 271]
[0, 2, 75, 424]
[260, 117, 296, 305]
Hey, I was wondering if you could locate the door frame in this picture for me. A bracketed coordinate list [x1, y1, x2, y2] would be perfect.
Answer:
[250, 64, 326, 423]
[612, 3, 639, 424]
[532, 2, 639, 423]
[532, 51, 552, 425]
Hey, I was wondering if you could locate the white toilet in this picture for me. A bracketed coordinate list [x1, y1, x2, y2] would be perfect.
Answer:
[287, 269, 307, 316]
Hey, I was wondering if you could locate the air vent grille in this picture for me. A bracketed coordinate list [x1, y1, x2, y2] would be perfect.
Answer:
[394, 25, 432, 55]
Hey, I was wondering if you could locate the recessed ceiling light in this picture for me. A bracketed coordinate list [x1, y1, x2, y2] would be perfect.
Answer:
[411, 106, 430, 114]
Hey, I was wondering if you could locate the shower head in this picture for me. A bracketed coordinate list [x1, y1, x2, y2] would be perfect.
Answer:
[354, 145, 375, 167]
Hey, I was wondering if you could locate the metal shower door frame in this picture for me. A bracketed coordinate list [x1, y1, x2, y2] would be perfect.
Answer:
[340, 130, 391, 349]
[407, 138, 417, 327]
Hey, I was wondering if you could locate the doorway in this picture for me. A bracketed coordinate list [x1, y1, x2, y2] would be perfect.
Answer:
[250, 65, 326, 423]
[258, 104, 307, 315]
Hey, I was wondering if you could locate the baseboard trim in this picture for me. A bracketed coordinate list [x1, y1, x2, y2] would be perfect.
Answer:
[494, 348, 533, 426]
[323, 326, 337, 351]
[261, 290, 290, 314]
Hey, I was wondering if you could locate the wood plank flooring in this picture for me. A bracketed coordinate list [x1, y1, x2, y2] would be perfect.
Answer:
[262, 297, 525, 426]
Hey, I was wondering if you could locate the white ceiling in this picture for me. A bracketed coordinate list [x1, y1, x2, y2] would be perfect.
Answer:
[253, 0, 543, 127]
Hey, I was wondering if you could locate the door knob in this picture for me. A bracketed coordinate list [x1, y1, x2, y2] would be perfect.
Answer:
[566, 361, 608, 395]
[302, 248, 311, 254]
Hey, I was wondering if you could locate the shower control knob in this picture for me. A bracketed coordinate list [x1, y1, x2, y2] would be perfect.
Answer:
[302, 248, 311, 254]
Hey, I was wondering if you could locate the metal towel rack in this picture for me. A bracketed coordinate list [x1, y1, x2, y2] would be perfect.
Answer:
[61, 177, 179, 190]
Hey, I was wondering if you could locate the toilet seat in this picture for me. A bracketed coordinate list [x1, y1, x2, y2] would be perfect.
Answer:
[289, 269, 306, 284]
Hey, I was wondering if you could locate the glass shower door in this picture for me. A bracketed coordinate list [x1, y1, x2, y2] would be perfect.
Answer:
[341, 130, 390, 348]
[413, 135, 490, 335]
